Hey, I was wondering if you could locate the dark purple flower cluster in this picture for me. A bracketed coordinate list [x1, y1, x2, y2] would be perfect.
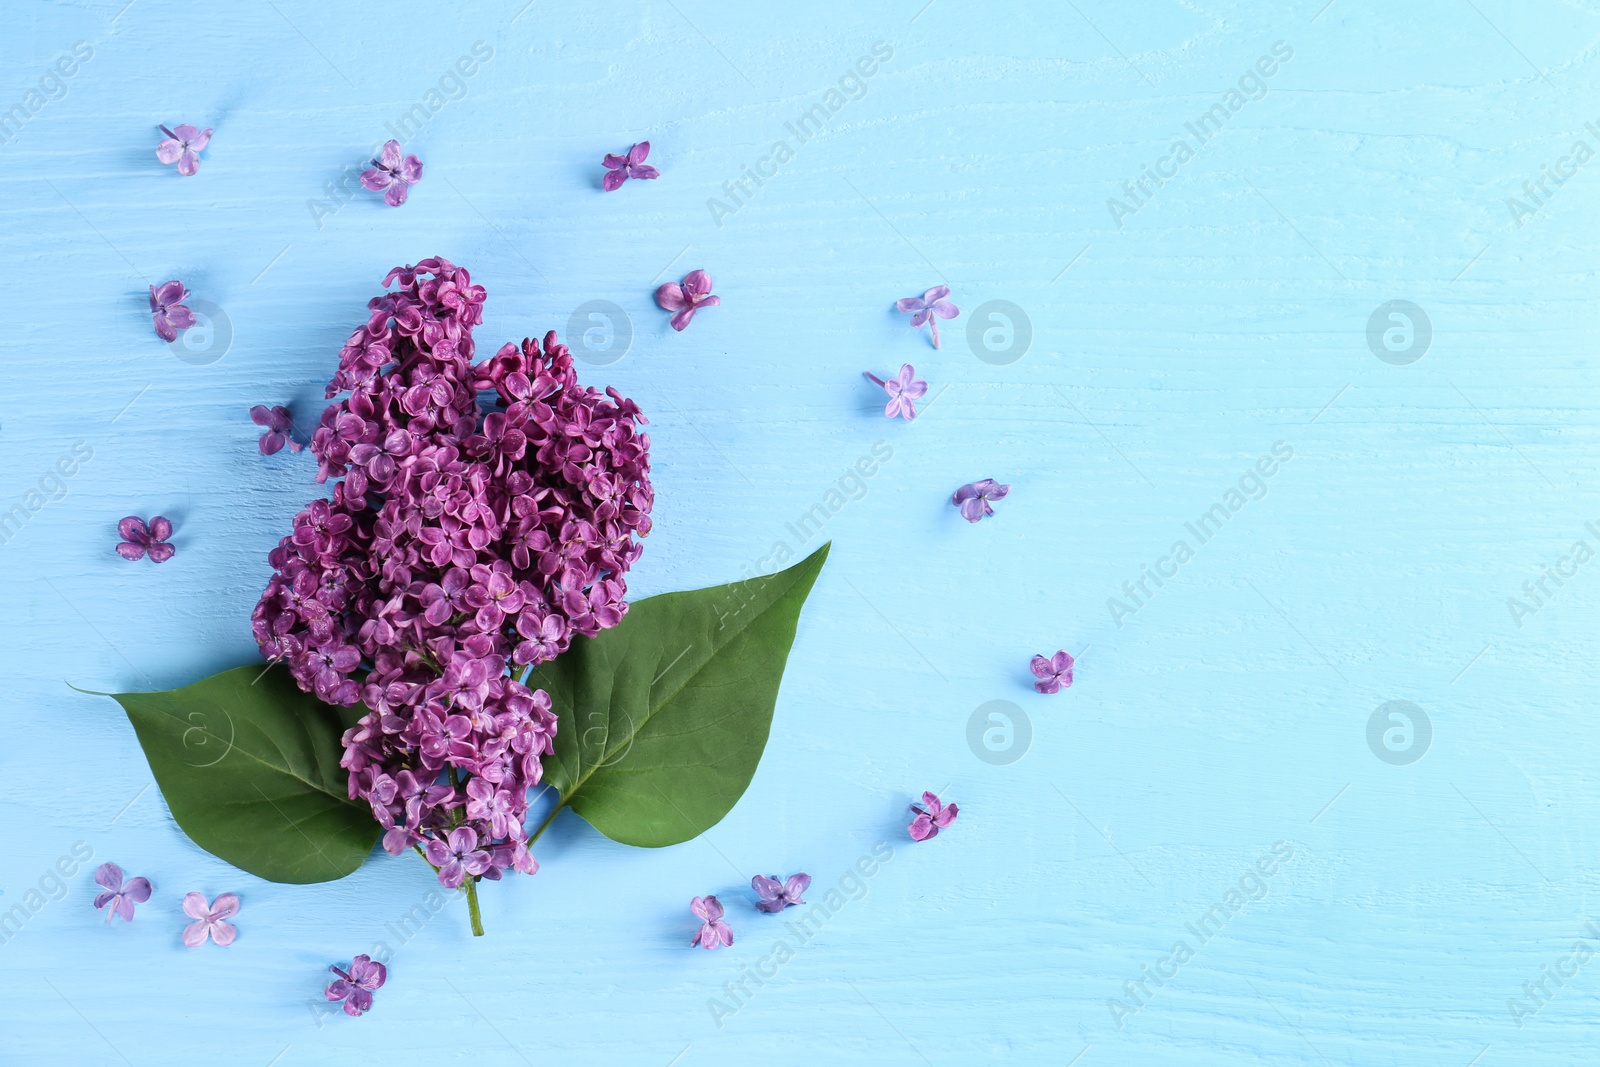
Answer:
[252, 257, 653, 888]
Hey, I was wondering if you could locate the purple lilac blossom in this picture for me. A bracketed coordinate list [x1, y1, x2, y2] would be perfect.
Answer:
[895, 286, 959, 349]
[251, 405, 302, 455]
[156, 124, 211, 175]
[252, 257, 653, 891]
[117, 516, 175, 563]
[181, 892, 239, 946]
[326, 954, 387, 1017]
[92, 863, 151, 922]
[149, 281, 197, 342]
[360, 140, 423, 207]
[655, 270, 719, 331]
[952, 479, 1010, 523]
[1031, 650, 1074, 694]
[690, 895, 733, 949]
[909, 791, 958, 842]
[602, 141, 660, 190]
[751, 873, 810, 913]
[863, 364, 927, 421]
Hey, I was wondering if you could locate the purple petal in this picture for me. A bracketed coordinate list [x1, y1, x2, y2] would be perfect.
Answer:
[602, 169, 627, 191]
[176, 151, 199, 176]
[260, 431, 285, 456]
[959, 498, 985, 523]
[751, 875, 781, 899]
[985, 482, 1011, 501]
[628, 141, 651, 165]
[922, 285, 951, 303]
[326, 979, 354, 1002]
[148, 516, 173, 541]
[166, 306, 197, 331]
[681, 270, 712, 297]
[895, 297, 925, 313]
[602, 154, 628, 169]
[117, 517, 148, 542]
[95, 863, 124, 892]
[785, 873, 811, 898]
[379, 140, 402, 169]
[901, 380, 927, 399]
[182, 919, 210, 947]
[249, 405, 275, 428]
[909, 309, 930, 327]
[632, 164, 660, 180]
[937, 803, 959, 826]
[1034, 677, 1061, 695]
[908, 814, 935, 841]
[154, 280, 187, 307]
[400, 156, 423, 183]
[929, 300, 960, 319]
[172, 124, 202, 143]
[181, 892, 210, 920]
[360, 169, 391, 191]
[93, 890, 116, 910]
[921, 791, 941, 810]
[124, 877, 152, 903]
[210, 920, 237, 947]
[187, 127, 213, 151]
[147, 541, 176, 563]
[115, 542, 147, 561]
[156, 139, 183, 164]
[669, 307, 696, 331]
[113, 895, 138, 921]
[1053, 651, 1074, 672]
[654, 283, 687, 311]
[1029, 655, 1053, 680]
[384, 183, 409, 207]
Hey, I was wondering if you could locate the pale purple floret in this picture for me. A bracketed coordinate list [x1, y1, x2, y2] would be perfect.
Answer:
[690, 895, 733, 949]
[1031, 650, 1075, 694]
[909, 791, 958, 842]
[251, 405, 302, 455]
[895, 285, 959, 349]
[92, 863, 151, 923]
[117, 516, 174, 563]
[181, 892, 239, 947]
[863, 364, 928, 421]
[655, 270, 719, 331]
[424, 826, 492, 888]
[251, 258, 652, 891]
[752, 873, 810, 913]
[361, 140, 424, 207]
[602, 141, 660, 191]
[149, 280, 197, 342]
[952, 479, 1010, 523]
[156, 123, 211, 176]
[326, 954, 387, 1017]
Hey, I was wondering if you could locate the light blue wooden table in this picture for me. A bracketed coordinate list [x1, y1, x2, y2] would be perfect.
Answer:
[3, 1, 1597, 1063]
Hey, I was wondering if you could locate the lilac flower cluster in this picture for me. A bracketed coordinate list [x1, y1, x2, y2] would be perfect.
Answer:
[251, 257, 654, 889]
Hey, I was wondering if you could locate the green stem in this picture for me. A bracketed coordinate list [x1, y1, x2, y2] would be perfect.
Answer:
[527, 799, 565, 847]
[464, 878, 484, 937]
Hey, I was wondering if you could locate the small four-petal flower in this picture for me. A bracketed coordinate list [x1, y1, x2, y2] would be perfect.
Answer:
[602, 141, 660, 191]
[92, 863, 151, 923]
[656, 270, 720, 331]
[149, 280, 197, 342]
[909, 791, 958, 842]
[360, 140, 423, 207]
[156, 124, 212, 176]
[752, 873, 810, 913]
[326, 954, 387, 1017]
[117, 516, 175, 563]
[895, 286, 959, 348]
[690, 895, 733, 949]
[250, 404, 302, 455]
[181, 892, 239, 947]
[1031, 650, 1074, 694]
[952, 479, 1010, 523]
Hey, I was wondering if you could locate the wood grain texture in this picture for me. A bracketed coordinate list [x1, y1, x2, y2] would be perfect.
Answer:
[2, 0, 1597, 1063]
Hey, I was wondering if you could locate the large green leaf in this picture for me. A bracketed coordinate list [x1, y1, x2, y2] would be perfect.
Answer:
[104, 665, 378, 883]
[531, 542, 830, 847]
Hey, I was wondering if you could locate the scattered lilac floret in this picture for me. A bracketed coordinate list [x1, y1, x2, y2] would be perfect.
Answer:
[181, 892, 239, 947]
[156, 124, 211, 176]
[752, 873, 810, 913]
[1031, 650, 1075, 694]
[602, 141, 660, 191]
[952, 479, 1010, 523]
[895, 286, 959, 349]
[655, 270, 719, 331]
[326, 954, 387, 1017]
[690, 895, 733, 949]
[251, 405, 302, 455]
[117, 516, 175, 563]
[360, 140, 423, 207]
[863, 364, 928, 421]
[909, 791, 958, 842]
[149, 280, 197, 342]
[92, 863, 151, 923]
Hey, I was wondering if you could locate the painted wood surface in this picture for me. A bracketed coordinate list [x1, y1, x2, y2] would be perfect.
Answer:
[2, 0, 1597, 1063]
